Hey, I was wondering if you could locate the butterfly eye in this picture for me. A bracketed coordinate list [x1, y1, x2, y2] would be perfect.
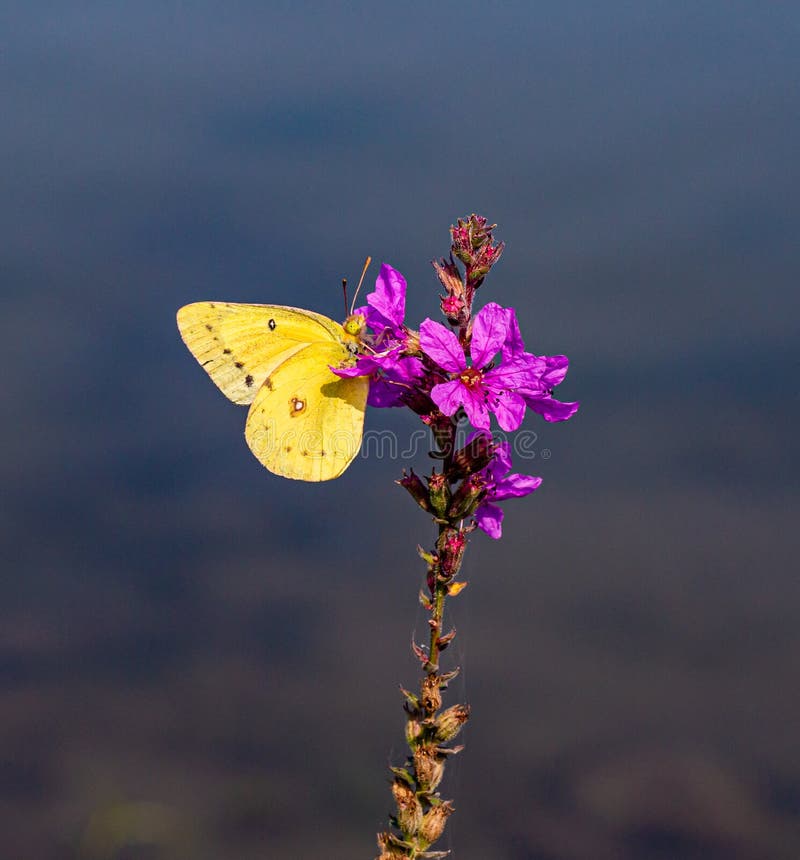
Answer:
[268, 318, 277, 331]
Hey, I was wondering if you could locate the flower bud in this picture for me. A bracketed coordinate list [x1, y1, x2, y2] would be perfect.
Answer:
[413, 744, 445, 792]
[439, 530, 466, 579]
[447, 474, 486, 520]
[419, 800, 455, 846]
[439, 294, 465, 325]
[450, 220, 476, 266]
[449, 214, 505, 297]
[392, 779, 423, 836]
[426, 471, 450, 518]
[450, 214, 496, 259]
[450, 432, 495, 479]
[421, 415, 455, 460]
[476, 239, 504, 271]
[434, 704, 470, 743]
[405, 715, 424, 746]
[397, 470, 431, 512]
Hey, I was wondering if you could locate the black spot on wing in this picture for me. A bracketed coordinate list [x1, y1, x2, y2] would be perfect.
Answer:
[205, 324, 213, 331]
[223, 348, 232, 355]
[268, 318, 276, 330]
[264, 377, 273, 390]
[235, 361, 244, 369]
[245, 374, 254, 387]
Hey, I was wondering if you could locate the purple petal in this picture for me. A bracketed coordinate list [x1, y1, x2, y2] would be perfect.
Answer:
[368, 356, 426, 408]
[492, 473, 542, 501]
[490, 441, 513, 476]
[330, 355, 381, 378]
[391, 355, 425, 382]
[490, 390, 526, 432]
[524, 393, 580, 422]
[487, 355, 546, 390]
[465, 429, 492, 447]
[420, 318, 466, 373]
[501, 307, 525, 361]
[366, 263, 407, 332]
[430, 379, 465, 416]
[331, 364, 367, 378]
[368, 377, 403, 407]
[475, 502, 504, 539]
[471, 302, 510, 368]
[540, 354, 570, 388]
[460, 386, 491, 430]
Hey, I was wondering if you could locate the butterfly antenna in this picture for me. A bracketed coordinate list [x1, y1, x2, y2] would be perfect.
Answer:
[349, 256, 372, 315]
[342, 278, 349, 319]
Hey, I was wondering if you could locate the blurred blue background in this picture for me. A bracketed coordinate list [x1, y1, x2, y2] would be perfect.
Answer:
[2, 2, 799, 858]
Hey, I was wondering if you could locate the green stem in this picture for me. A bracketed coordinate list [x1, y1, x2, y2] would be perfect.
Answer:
[427, 525, 450, 673]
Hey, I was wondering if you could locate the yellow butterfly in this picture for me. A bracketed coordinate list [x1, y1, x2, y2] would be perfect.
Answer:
[176, 298, 369, 482]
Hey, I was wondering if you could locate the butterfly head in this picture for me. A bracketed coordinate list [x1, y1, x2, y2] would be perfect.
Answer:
[342, 311, 367, 345]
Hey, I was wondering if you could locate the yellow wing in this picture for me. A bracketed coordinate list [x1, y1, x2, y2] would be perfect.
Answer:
[244, 341, 369, 481]
[176, 303, 344, 405]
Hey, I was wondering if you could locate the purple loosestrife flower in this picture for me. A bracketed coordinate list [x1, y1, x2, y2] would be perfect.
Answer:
[472, 437, 542, 540]
[420, 302, 538, 432]
[501, 310, 580, 422]
[333, 263, 425, 408]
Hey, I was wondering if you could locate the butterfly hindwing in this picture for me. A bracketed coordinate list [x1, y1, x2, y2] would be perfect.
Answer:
[176, 303, 345, 405]
[244, 341, 369, 481]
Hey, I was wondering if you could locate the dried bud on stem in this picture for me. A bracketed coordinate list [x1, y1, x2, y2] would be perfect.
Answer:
[392, 779, 423, 836]
[413, 745, 446, 793]
[434, 704, 470, 743]
[419, 801, 455, 846]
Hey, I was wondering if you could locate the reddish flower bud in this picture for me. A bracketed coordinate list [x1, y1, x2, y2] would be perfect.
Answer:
[397, 469, 431, 512]
[450, 222, 474, 266]
[450, 431, 496, 479]
[448, 214, 505, 301]
[421, 411, 456, 456]
[450, 215, 498, 258]
[440, 293, 465, 325]
[439, 529, 467, 579]
[447, 474, 487, 520]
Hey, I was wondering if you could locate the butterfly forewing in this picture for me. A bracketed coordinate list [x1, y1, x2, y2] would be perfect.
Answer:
[176, 303, 345, 405]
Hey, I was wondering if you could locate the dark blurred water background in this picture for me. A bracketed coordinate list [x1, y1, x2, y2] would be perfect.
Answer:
[2, 3, 799, 858]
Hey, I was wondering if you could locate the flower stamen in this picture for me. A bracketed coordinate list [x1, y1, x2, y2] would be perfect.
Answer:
[458, 368, 482, 388]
